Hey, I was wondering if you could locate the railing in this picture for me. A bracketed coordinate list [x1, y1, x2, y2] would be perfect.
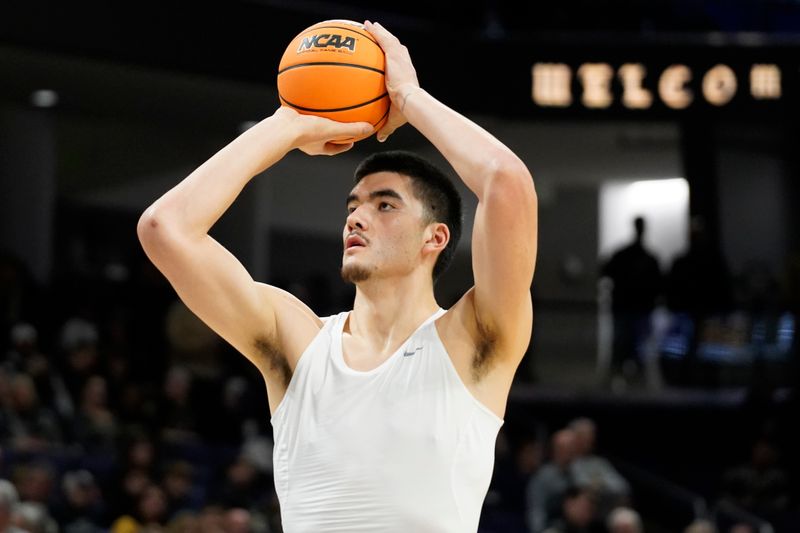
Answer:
[713, 499, 775, 533]
[613, 458, 775, 533]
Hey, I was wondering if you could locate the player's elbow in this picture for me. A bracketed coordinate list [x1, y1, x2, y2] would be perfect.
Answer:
[137, 207, 180, 262]
[485, 153, 536, 203]
[137, 209, 161, 258]
[487, 161, 537, 212]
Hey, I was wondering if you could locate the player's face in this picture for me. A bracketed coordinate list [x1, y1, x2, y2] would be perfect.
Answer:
[341, 172, 428, 283]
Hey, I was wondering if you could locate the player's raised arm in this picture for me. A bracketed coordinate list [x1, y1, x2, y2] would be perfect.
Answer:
[367, 21, 537, 363]
[137, 108, 372, 389]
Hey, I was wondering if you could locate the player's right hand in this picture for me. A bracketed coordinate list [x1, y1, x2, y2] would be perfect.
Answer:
[364, 20, 419, 143]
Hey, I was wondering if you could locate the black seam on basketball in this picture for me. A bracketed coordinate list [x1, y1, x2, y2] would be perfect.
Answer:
[280, 92, 389, 113]
[306, 25, 379, 46]
[278, 61, 384, 75]
[372, 101, 391, 126]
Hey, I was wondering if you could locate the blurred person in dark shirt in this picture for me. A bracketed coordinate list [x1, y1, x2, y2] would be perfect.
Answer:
[665, 216, 733, 384]
[568, 418, 630, 519]
[5, 374, 62, 452]
[55, 470, 107, 533]
[5, 323, 70, 414]
[73, 375, 118, 453]
[542, 486, 603, 533]
[212, 454, 270, 511]
[161, 461, 203, 520]
[721, 437, 790, 515]
[526, 428, 579, 533]
[158, 366, 200, 445]
[601, 217, 662, 386]
[12, 461, 57, 509]
[110, 483, 168, 533]
[107, 434, 159, 519]
[58, 317, 101, 406]
[667, 217, 732, 318]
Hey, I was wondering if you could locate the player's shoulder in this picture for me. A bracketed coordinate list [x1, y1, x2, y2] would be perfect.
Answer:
[438, 286, 531, 365]
[253, 283, 336, 370]
[434, 288, 478, 343]
[255, 282, 324, 328]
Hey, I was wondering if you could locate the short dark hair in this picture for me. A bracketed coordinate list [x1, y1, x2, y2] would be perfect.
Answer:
[354, 150, 462, 281]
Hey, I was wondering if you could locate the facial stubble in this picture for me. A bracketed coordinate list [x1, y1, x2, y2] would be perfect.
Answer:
[340, 263, 372, 284]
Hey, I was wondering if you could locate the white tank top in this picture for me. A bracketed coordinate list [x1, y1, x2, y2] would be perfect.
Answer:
[271, 309, 503, 533]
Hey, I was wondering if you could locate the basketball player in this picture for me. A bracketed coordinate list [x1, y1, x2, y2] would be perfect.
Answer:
[138, 20, 537, 533]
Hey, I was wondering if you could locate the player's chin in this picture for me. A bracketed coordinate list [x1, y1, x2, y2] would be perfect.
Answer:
[340, 262, 372, 284]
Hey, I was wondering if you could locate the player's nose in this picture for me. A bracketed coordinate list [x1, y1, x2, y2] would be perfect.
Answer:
[346, 206, 368, 232]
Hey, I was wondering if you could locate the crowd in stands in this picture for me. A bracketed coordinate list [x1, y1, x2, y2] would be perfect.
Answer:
[482, 415, 792, 533]
[0, 251, 281, 532]
[0, 245, 797, 532]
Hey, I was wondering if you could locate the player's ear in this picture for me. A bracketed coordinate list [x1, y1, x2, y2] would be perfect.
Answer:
[423, 222, 449, 254]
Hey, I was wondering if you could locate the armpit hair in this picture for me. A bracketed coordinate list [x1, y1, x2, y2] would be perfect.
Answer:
[254, 336, 292, 388]
[472, 319, 498, 382]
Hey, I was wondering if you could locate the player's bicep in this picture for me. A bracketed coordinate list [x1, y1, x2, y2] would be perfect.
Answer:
[471, 167, 537, 349]
[140, 228, 278, 366]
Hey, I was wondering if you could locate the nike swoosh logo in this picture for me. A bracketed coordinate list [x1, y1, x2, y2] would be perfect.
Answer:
[403, 347, 422, 357]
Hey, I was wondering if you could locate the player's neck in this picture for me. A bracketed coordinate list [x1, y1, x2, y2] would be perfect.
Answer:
[349, 273, 439, 346]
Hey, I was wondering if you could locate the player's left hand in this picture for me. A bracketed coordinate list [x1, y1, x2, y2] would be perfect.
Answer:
[364, 21, 419, 143]
[274, 106, 373, 156]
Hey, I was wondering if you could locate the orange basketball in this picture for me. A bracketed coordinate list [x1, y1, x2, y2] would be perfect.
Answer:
[277, 20, 389, 143]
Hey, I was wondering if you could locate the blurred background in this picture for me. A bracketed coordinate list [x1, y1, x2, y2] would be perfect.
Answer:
[1, 1, 799, 532]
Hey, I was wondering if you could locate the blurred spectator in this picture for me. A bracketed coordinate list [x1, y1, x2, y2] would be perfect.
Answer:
[165, 511, 198, 532]
[12, 461, 57, 508]
[0, 479, 25, 533]
[720, 437, 790, 515]
[196, 504, 226, 532]
[158, 366, 201, 444]
[114, 381, 157, 430]
[542, 485, 602, 533]
[5, 373, 62, 451]
[55, 469, 106, 533]
[491, 431, 544, 520]
[126, 433, 159, 473]
[11, 501, 58, 533]
[606, 506, 643, 533]
[568, 418, 630, 518]
[684, 518, 717, 533]
[106, 432, 160, 517]
[240, 436, 274, 477]
[58, 317, 101, 411]
[225, 507, 252, 533]
[0, 369, 13, 445]
[667, 217, 733, 317]
[73, 375, 118, 452]
[204, 376, 258, 446]
[4, 322, 37, 370]
[0, 252, 40, 343]
[110, 484, 168, 533]
[212, 454, 271, 511]
[165, 300, 221, 380]
[526, 428, 579, 533]
[161, 460, 204, 519]
[736, 261, 781, 314]
[601, 216, 662, 387]
[665, 216, 733, 384]
[5, 323, 72, 418]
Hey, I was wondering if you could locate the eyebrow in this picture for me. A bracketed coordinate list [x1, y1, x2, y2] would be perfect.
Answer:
[345, 188, 405, 207]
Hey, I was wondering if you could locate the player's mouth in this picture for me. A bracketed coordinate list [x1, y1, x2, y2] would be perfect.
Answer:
[345, 234, 367, 250]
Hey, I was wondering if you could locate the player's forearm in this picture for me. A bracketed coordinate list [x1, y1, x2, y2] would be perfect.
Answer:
[140, 113, 296, 238]
[401, 87, 533, 199]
